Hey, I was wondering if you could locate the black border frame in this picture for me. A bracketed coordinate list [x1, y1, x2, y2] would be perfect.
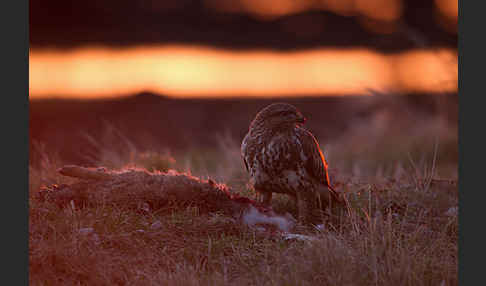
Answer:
[24, 0, 465, 284]
[4, 0, 29, 283]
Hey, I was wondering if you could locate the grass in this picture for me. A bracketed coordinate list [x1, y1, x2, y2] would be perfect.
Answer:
[29, 111, 458, 285]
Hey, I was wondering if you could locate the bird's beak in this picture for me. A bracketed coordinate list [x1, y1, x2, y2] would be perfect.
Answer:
[297, 115, 306, 124]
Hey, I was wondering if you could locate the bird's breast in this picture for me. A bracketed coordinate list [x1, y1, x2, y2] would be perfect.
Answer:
[247, 133, 312, 192]
[262, 134, 302, 171]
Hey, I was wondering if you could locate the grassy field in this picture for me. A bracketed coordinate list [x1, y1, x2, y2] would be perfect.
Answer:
[29, 105, 458, 285]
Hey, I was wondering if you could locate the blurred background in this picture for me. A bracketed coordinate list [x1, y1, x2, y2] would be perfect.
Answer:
[29, 0, 458, 182]
[30, 0, 457, 98]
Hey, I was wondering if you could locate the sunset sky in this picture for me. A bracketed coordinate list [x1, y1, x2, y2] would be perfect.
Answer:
[29, 46, 457, 99]
[29, 0, 457, 99]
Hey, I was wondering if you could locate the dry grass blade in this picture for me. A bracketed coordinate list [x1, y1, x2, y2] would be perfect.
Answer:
[29, 105, 457, 285]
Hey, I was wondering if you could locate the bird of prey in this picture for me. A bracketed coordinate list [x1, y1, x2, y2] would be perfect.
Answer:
[241, 103, 343, 222]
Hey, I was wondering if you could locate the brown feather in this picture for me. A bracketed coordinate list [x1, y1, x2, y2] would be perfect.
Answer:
[241, 103, 343, 221]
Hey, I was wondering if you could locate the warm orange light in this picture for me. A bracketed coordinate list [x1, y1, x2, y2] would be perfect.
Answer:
[435, 0, 458, 20]
[355, 0, 402, 21]
[206, 0, 404, 21]
[393, 49, 457, 93]
[240, 0, 311, 19]
[29, 45, 457, 99]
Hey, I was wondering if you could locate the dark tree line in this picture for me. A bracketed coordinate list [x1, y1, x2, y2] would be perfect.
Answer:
[30, 0, 456, 51]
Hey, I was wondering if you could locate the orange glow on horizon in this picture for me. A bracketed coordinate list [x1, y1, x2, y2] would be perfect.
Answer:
[206, 0, 404, 22]
[435, 0, 458, 20]
[205, 0, 457, 34]
[29, 45, 457, 99]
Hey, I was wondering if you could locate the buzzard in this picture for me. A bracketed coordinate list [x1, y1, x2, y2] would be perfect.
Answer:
[241, 103, 343, 222]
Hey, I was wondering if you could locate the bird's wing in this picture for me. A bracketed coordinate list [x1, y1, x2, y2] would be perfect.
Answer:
[243, 157, 249, 172]
[299, 129, 341, 202]
[241, 133, 250, 172]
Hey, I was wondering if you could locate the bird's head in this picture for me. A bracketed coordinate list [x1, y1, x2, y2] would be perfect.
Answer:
[250, 103, 306, 130]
